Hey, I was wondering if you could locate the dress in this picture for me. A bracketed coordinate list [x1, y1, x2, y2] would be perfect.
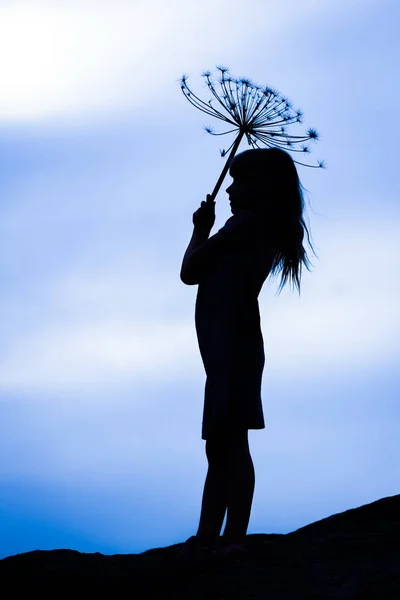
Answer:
[195, 209, 275, 440]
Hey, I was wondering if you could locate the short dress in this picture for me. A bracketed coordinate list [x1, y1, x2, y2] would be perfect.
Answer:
[195, 209, 275, 440]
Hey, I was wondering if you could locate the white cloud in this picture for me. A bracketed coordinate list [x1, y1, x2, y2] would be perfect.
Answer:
[0, 318, 198, 393]
[0, 0, 174, 121]
[0, 0, 357, 122]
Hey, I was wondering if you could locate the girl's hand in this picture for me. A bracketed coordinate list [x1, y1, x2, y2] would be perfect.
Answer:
[192, 194, 216, 231]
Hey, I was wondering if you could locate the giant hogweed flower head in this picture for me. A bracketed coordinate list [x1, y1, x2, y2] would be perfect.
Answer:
[180, 66, 325, 200]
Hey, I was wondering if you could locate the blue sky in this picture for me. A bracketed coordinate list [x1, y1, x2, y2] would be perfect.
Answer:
[0, 0, 399, 558]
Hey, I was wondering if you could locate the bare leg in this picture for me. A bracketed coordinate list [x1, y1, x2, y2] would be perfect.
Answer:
[196, 429, 255, 545]
[222, 430, 255, 544]
[195, 437, 229, 542]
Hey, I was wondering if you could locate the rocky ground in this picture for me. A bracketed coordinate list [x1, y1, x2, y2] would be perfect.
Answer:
[1, 494, 399, 598]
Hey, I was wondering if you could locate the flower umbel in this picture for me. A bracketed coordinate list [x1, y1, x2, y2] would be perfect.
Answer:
[180, 66, 324, 199]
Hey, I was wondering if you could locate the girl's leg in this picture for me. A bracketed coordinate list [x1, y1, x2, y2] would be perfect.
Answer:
[196, 428, 255, 545]
[195, 435, 230, 542]
[222, 429, 255, 545]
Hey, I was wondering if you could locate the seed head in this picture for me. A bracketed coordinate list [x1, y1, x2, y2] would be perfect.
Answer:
[180, 66, 324, 168]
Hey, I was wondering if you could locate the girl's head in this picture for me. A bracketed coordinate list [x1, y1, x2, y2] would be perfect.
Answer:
[227, 148, 301, 217]
[227, 148, 315, 294]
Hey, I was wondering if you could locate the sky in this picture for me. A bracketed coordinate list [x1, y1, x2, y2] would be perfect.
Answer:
[0, 0, 399, 559]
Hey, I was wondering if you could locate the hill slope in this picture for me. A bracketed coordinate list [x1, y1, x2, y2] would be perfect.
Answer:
[1, 494, 399, 598]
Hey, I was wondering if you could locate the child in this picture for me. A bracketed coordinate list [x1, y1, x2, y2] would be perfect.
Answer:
[180, 148, 314, 556]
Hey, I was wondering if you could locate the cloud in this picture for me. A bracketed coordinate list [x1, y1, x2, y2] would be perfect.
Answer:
[0, 0, 357, 122]
[0, 318, 198, 393]
[0, 0, 176, 121]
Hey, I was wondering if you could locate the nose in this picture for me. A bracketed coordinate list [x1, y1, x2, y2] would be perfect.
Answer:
[226, 185, 231, 194]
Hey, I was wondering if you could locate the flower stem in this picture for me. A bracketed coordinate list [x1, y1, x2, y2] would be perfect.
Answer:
[210, 130, 245, 201]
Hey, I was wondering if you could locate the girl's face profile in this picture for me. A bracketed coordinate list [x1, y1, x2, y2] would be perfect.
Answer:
[226, 175, 256, 214]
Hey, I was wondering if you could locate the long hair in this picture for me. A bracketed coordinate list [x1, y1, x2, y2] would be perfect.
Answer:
[229, 148, 316, 295]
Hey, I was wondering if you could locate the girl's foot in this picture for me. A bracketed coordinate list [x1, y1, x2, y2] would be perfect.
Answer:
[217, 537, 247, 556]
[178, 535, 219, 556]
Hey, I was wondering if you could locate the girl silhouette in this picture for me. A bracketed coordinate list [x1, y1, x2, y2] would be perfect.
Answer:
[180, 148, 315, 556]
